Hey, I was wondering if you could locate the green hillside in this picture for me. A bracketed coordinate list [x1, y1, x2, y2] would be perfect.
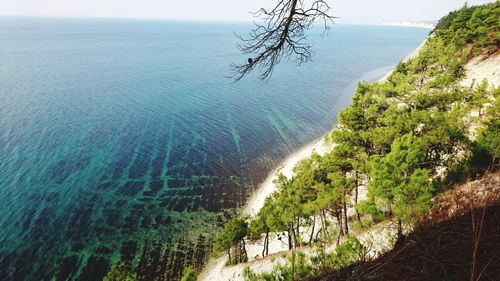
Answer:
[212, 2, 500, 281]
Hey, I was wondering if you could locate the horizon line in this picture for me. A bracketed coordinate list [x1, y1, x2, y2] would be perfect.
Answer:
[0, 14, 436, 26]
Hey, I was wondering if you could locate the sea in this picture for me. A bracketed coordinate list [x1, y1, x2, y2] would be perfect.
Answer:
[0, 17, 428, 281]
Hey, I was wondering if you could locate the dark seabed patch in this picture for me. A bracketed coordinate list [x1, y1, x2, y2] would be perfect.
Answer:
[0, 18, 428, 281]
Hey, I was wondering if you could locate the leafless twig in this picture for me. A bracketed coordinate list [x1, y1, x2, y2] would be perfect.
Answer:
[231, 0, 336, 81]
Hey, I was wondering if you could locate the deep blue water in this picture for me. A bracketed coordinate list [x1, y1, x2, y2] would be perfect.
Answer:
[0, 17, 428, 280]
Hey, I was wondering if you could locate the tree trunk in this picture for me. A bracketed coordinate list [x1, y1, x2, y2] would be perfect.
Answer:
[397, 219, 403, 238]
[262, 235, 266, 258]
[295, 217, 300, 246]
[265, 230, 269, 256]
[336, 210, 344, 236]
[355, 171, 363, 227]
[227, 248, 231, 265]
[321, 209, 329, 236]
[291, 223, 299, 248]
[238, 242, 242, 263]
[241, 239, 247, 262]
[343, 192, 349, 234]
[262, 230, 269, 257]
[309, 214, 316, 244]
[315, 227, 322, 241]
[288, 230, 293, 250]
[290, 224, 297, 281]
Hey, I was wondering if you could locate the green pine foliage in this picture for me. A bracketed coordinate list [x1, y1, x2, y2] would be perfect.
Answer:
[476, 89, 500, 167]
[368, 133, 434, 228]
[214, 2, 499, 280]
[214, 218, 249, 265]
[102, 263, 137, 281]
[433, 1, 500, 56]
[180, 266, 197, 281]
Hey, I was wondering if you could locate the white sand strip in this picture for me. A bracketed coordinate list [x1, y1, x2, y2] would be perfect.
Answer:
[243, 137, 334, 217]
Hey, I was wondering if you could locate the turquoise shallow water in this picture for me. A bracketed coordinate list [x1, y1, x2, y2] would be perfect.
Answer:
[0, 17, 428, 280]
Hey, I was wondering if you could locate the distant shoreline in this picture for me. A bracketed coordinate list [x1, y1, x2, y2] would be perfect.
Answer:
[382, 21, 435, 29]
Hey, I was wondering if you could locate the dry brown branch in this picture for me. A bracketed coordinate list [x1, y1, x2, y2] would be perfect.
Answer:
[470, 207, 486, 281]
[231, 0, 336, 81]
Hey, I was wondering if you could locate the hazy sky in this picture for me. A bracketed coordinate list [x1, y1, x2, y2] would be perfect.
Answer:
[0, 0, 495, 23]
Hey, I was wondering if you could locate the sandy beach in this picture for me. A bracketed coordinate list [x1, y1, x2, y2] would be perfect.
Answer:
[242, 137, 334, 217]
[199, 137, 335, 281]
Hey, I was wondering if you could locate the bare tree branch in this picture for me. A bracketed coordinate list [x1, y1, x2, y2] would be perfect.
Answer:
[231, 0, 336, 81]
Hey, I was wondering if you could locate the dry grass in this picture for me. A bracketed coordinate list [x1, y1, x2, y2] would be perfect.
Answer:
[313, 171, 500, 281]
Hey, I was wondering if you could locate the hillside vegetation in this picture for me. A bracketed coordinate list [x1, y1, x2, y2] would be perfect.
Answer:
[211, 2, 500, 281]
[313, 171, 500, 281]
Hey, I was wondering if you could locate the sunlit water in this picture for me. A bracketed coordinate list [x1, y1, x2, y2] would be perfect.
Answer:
[0, 17, 428, 280]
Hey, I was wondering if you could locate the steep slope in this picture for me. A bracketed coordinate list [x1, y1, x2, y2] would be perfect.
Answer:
[461, 50, 500, 87]
[315, 172, 500, 281]
[200, 2, 500, 281]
